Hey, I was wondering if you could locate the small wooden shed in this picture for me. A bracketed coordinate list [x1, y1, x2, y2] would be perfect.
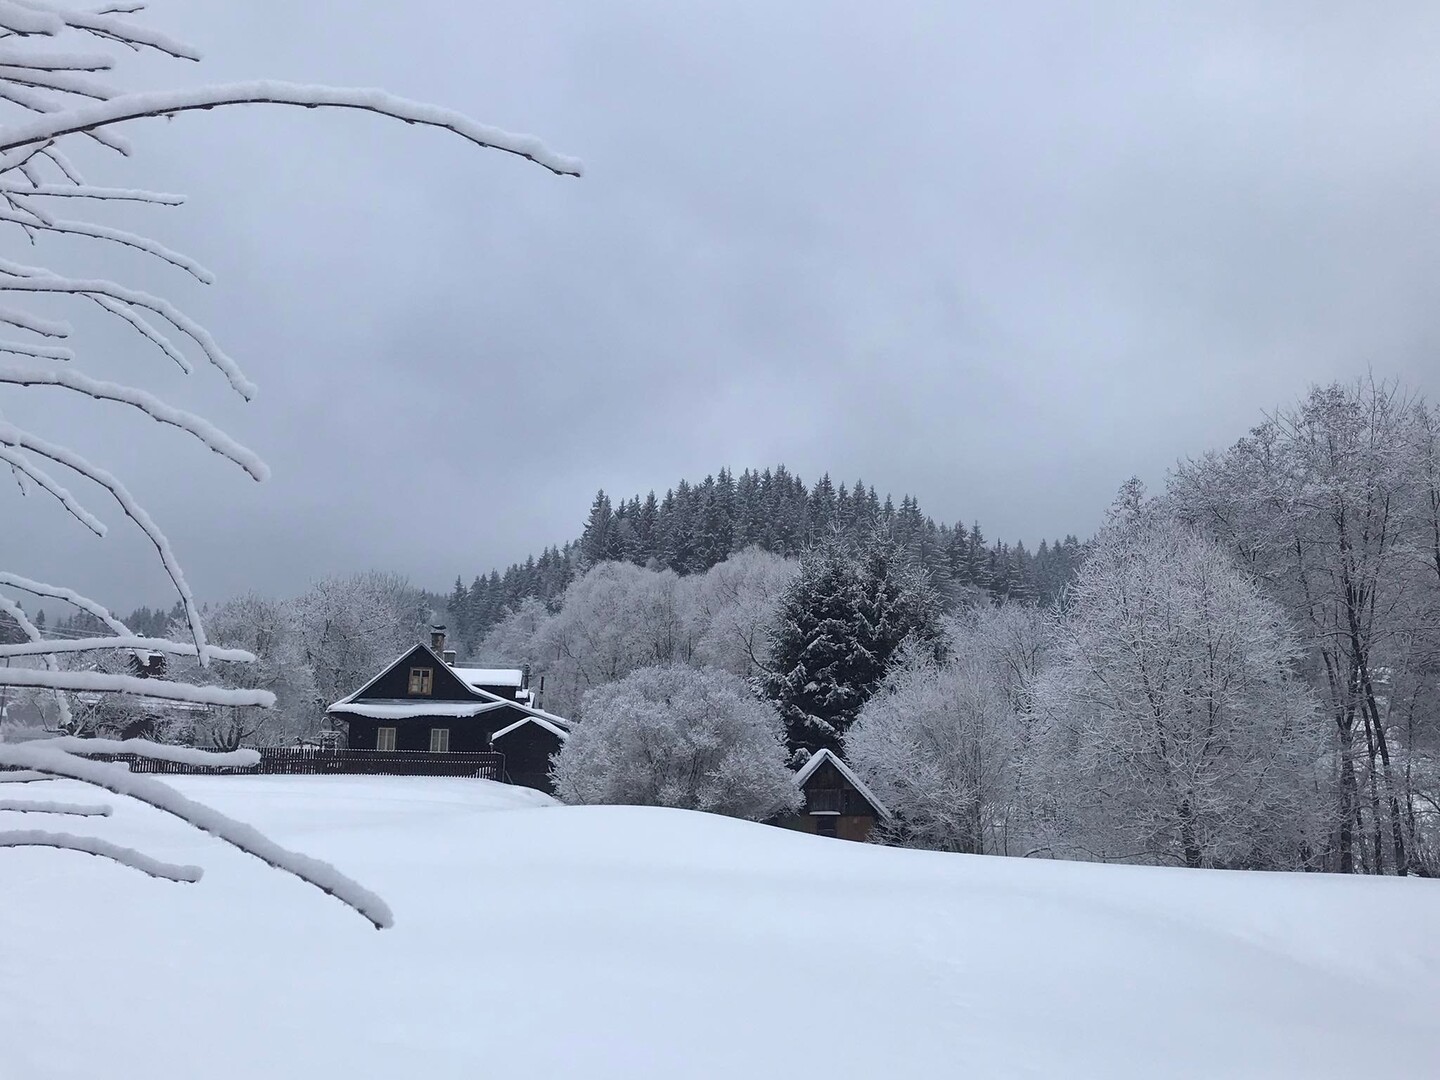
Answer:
[784, 749, 891, 842]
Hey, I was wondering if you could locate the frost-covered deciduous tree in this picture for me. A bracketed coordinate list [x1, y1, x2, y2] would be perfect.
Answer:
[0, 4, 576, 925]
[480, 550, 801, 713]
[552, 665, 800, 821]
[1030, 489, 1327, 870]
[1170, 379, 1432, 874]
[481, 561, 693, 716]
[848, 651, 1020, 854]
[687, 546, 796, 679]
[171, 593, 317, 750]
[296, 571, 428, 727]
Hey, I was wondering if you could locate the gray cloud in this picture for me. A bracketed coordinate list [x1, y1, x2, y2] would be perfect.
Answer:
[7, 0, 1440, 614]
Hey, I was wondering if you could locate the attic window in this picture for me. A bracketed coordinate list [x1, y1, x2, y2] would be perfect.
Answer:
[408, 667, 433, 695]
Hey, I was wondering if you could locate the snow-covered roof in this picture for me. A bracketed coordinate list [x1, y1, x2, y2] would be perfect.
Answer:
[451, 667, 524, 690]
[794, 749, 892, 820]
[491, 716, 570, 742]
[327, 699, 508, 721]
[463, 685, 572, 731]
[327, 643, 575, 729]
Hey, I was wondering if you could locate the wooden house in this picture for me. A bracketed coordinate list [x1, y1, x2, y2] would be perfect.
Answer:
[783, 748, 891, 842]
[326, 628, 571, 792]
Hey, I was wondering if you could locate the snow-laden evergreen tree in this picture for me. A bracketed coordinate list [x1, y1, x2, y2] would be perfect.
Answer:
[553, 664, 800, 820]
[762, 544, 873, 761]
[856, 533, 946, 668]
[579, 490, 617, 567]
[0, 3, 576, 925]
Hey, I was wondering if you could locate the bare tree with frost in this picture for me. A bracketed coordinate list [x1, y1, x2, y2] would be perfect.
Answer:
[0, 3, 578, 927]
[1029, 485, 1328, 870]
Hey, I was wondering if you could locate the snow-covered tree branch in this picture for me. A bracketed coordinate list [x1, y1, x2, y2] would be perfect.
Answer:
[0, 2, 578, 925]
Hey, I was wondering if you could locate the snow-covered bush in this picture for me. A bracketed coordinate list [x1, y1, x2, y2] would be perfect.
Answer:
[553, 665, 800, 821]
[0, 4, 576, 926]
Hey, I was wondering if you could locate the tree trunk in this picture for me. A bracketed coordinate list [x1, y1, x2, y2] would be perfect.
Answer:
[1179, 798, 1202, 869]
[1337, 717, 1357, 873]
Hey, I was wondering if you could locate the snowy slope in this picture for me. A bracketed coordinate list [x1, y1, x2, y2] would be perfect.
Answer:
[4, 776, 1438, 1079]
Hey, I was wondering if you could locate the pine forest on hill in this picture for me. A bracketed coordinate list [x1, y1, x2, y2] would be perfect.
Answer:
[442, 465, 1085, 658]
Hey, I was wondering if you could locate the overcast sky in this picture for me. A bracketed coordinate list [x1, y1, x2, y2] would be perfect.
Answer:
[8, 1, 1440, 615]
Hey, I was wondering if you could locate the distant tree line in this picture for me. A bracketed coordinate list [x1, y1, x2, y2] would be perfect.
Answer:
[445, 465, 1084, 658]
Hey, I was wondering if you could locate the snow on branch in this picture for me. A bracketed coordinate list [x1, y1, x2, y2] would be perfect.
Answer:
[0, 745, 394, 927]
[18, 3, 201, 62]
[0, 443, 107, 534]
[0, 82, 584, 176]
[0, 364, 268, 479]
[0, 302, 67, 337]
[37, 736, 260, 768]
[0, 770, 55, 783]
[0, 589, 70, 725]
[0, 666, 275, 707]
[86, 292, 192, 374]
[0, 829, 201, 882]
[0, 181, 182, 202]
[0, 426, 210, 655]
[0, 634, 254, 662]
[0, 207, 213, 280]
[0, 572, 131, 635]
[0, 4, 65, 37]
[0, 263, 247, 393]
[0, 339, 74, 358]
[0, 48, 114, 71]
[0, 798, 111, 815]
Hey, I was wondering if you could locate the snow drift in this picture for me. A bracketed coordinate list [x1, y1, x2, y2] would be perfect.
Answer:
[4, 775, 1438, 1079]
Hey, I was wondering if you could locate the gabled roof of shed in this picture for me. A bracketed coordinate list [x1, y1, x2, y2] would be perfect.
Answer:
[794, 748, 892, 820]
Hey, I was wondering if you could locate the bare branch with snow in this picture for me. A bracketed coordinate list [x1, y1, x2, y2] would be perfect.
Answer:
[0, 829, 201, 881]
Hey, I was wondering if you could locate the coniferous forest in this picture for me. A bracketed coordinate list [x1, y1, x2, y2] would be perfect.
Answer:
[441, 465, 1084, 658]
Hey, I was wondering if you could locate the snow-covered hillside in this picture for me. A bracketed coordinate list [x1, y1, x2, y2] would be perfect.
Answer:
[5, 776, 1438, 1079]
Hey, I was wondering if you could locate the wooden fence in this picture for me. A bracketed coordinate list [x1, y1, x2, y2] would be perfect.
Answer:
[82, 747, 507, 781]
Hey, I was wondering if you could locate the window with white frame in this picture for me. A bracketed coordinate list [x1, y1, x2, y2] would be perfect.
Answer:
[408, 667, 433, 695]
[429, 727, 450, 753]
[376, 726, 397, 751]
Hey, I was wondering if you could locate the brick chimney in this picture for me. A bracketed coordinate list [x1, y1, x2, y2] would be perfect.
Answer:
[430, 625, 446, 654]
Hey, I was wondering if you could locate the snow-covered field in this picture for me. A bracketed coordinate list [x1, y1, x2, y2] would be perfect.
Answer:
[5, 776, 1438, 1079]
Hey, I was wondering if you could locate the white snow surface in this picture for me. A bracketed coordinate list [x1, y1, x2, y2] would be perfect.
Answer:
[5, 775, 1439, 1079]
[450, 665, 524, 689]
[328, 699, 506, 720]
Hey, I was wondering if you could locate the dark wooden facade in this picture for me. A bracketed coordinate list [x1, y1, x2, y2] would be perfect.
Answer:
[491, 719, 566, 794]
[782, 751, 888, 843]
[327, 642, 570, 793]
[343, 714, 499, 755]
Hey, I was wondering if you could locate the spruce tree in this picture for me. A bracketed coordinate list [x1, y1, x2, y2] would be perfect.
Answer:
[762, 543, 875, 761]
[856, 533, 947, 669]
[580, 490, 616, 566]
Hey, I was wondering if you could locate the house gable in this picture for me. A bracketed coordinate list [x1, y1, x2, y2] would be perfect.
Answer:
[349, 644, 481, 704]
[794, 749, 890, 821]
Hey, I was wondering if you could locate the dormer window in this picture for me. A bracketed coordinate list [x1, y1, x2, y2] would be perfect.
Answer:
[408, 667, 433, 695]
